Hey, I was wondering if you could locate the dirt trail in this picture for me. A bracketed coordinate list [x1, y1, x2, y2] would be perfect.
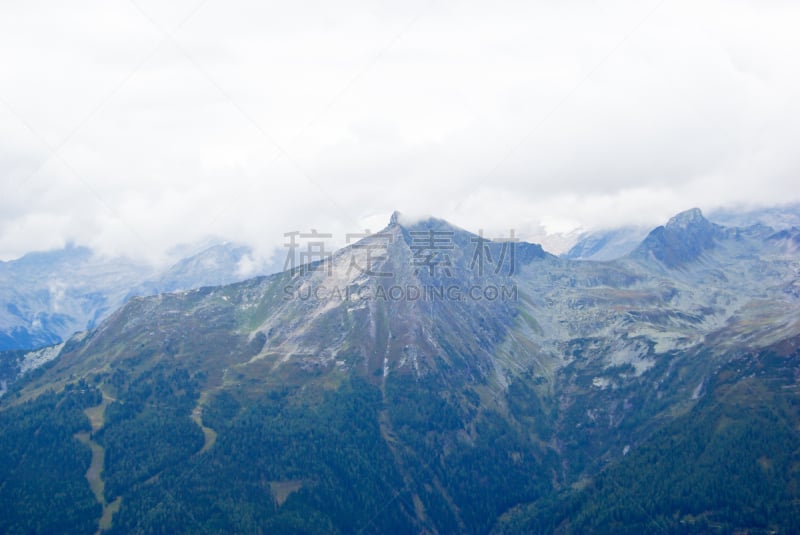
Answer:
[191, 390, 218, 454]
[74, 393, 121, 534]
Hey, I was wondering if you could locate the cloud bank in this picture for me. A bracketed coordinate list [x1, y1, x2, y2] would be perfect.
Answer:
[1, 0, 798, 261]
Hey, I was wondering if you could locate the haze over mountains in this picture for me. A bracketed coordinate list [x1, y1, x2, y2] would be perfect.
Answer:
[3, 203, 798, 355]
[1, 205, 799, 533]
[0, 240, 284, 352]
[564, 202, 800, 260]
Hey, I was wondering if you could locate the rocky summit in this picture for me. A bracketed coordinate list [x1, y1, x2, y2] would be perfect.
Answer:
[1, 207, 800, 534]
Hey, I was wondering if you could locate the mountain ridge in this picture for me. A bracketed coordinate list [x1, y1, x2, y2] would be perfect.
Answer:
[0, 239, 279, 353]
[1, 206, 799, 533]
[6, 207, 799, 397]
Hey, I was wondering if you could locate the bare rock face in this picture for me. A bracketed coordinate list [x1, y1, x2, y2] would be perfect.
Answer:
[631, 208, 726, 268]
[2, 207, 800, 534]
[9, 207, 800, 397]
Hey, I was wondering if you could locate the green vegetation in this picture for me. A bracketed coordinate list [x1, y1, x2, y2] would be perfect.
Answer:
[494, 349, 800, 534]
[0, 382, 101, 534]
[384, 373, 552, 534]
[96, 363, 205, 501]
[2, 342, 800, 534]
[106, 375, 412, 534]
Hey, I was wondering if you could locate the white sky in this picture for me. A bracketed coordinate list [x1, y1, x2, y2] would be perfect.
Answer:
[1, 0, 799, 263]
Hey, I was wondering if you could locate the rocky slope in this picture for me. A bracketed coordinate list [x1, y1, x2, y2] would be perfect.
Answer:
[1, 208, 799, 534]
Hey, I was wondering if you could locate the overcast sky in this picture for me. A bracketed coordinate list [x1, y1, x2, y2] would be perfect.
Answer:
[1, 0, 799, 264]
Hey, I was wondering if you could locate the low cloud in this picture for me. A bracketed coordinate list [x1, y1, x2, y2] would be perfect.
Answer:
[1, 0, 798, 261]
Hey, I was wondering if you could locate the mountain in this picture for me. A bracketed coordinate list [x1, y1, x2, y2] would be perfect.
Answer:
[1, 208, 800, 534]
[630, 207, 727, 268]
[565, 202, 800, 262]
[708, 202, 800, 230]
[563, 226, 651, 261]
[0, 240, 271, 353]
[0, 244, 154, 352]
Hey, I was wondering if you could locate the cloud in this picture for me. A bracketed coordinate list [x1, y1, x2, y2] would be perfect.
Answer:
[1, 0, 799, 261]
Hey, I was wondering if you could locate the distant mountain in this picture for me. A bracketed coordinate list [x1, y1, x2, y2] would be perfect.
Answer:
[566, 203, 800, 261]
[0, 244, 154, 352]
[563, 226, 651, 261]
[133, 242, 259, 295]
[708, 202, 800, 229]
[630, 207, 727, 268]
[0, 240, 272, 352]
[1, 208, 799, 533]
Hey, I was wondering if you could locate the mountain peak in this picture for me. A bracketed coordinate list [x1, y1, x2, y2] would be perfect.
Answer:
[380, 213, 549, 266]
[632, 208, 724, 268]
[666, 207, 706, 229]
[385, 211, 450, 232]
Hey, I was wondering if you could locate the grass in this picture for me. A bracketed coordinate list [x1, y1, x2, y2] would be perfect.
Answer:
[74, 432, 105, 503]
[270, 480, 304, 507]
[191, 390, 218, 454]
[74, 394, 121, 534]
[99, 498, 121, 532]
[85, 394, 112, 432]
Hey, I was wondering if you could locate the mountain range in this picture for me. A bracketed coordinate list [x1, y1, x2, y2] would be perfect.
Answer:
[0, 240, 280, 353]
[564, 201, 800, 260]
[1, 207, 799, 533]
[4, 203, 797, 354]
